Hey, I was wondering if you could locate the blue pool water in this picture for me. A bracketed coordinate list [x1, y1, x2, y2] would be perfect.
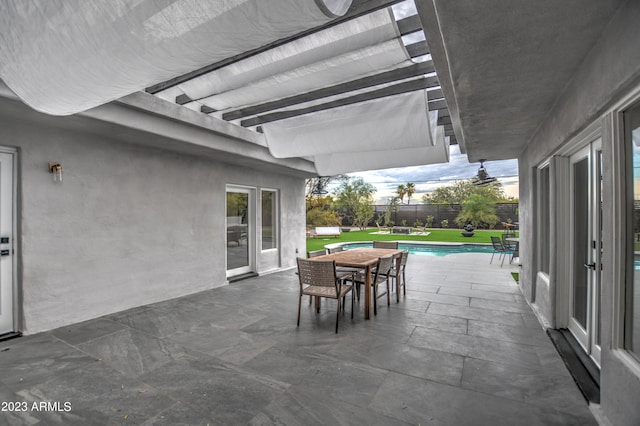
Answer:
[341, 242, 494, 257]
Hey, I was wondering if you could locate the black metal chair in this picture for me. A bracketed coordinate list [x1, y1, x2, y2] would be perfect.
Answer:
[490, 236, 512, 267]
[296, 258, 355, 333]
[502, 233, 517, 250]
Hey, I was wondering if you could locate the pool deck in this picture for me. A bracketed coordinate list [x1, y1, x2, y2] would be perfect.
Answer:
[0, 253, 597, 425]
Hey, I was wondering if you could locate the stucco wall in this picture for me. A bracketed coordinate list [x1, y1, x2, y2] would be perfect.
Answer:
[0, 104, 306, 335]
[518, 1, 640, 424]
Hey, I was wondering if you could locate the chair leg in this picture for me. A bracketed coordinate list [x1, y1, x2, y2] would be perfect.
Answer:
[335, 298, 341, 333]
[402, 270, 406, 295]
[373, 285, 377, 316]
[386, 278, 390, 307]
[309, 295, 312, 305]
[297, 294, 302, 327]
[351, 289, 354, 319]
[490, 252, 495, 264]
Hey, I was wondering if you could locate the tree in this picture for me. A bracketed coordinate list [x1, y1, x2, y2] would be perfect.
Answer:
[422, 180, 510, 204]
[455, 194, 500, 229]
[396, 184, 406, 204]
[334, 177, 376, 230]
[406, 182, 416, 204]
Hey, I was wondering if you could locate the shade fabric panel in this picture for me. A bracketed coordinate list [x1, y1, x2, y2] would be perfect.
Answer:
[313, 138, 450, 175]
[199, 39, 409, 111]
[0, 0, 351, 115]
[177, 8, 398, 102]
[262, 90, 433, 159]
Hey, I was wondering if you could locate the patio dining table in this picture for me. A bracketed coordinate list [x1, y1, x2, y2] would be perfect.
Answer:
[312, 247, 402, 319]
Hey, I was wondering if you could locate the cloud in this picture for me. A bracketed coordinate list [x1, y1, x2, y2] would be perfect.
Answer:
[342, 145, 519, 203]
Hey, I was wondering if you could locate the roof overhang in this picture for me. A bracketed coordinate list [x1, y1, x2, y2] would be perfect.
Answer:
[417, 0, 626, 162]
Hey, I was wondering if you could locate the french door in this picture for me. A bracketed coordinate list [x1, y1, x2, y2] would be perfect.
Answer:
[226, 186, 254, 278]
[0, 151, 15, 335]
[568, 139, 602, 365]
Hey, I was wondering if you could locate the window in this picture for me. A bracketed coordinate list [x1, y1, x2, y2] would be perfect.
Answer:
[538, 165, 551, 274]
[261, 190, 277, 250]
[625, 101, 640, 360]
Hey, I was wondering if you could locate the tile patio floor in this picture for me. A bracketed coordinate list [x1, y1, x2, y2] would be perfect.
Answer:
[0, 253, 597, 425]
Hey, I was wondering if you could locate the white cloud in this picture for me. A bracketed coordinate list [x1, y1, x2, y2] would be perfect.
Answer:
[340, 145, 519, 203]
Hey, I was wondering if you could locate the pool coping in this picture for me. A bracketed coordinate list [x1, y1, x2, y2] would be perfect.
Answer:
[324, 240, 493, 251]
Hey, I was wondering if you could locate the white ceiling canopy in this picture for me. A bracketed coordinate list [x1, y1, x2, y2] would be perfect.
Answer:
[177, 8, 399, 102]
[262, 90, 447, 175]
[0, 0, 352, 115]
[0, 0, 455, 176]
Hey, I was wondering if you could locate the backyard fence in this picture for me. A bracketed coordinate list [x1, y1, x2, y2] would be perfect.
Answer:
[341, 203, 519, 229]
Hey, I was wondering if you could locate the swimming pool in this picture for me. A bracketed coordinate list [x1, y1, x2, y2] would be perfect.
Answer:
[338, 242, 494, 256]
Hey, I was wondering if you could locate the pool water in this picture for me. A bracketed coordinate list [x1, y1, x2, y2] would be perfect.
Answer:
[342, 242, 495, 256]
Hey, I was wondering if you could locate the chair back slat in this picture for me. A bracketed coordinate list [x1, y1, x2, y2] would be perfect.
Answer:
[399, 250, 409, 266]
[375, 255, 394, 278]
[373, 241, 398, 249]
[297, 258, 337, 289]
[328, 246, 344, 254]
[307, 249, 327, 258]
[490, 236, 505, 251]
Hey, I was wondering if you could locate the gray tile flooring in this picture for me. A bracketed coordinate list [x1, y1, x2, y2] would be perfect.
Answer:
[0, 253, 597, 425]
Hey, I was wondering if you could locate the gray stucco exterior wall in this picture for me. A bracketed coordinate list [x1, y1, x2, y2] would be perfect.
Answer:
[518, 1, 640, 424]
[0, 98, 307, 335]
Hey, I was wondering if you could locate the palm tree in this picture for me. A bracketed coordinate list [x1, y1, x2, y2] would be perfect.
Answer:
[406, 182, 416, 204]
[396, 184, 406, 204]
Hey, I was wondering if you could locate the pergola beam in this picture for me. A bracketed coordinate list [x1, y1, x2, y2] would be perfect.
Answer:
[223, 61, 435, 121]
[406, 40, 429, 58]
[241, 76, 439, 127]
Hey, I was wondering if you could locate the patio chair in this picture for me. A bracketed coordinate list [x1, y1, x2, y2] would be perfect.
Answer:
[490, 236, 512, 267]
[382, 250, 409, 302]
[510, 241, 519, 264]
[296, 258, 355, 333]
[329, 245, 365, 299]
[307, 249, 327, 257]
[502, 232, 517, 250]
[306, 249, 328, 304]
[373, 241, 398, 249]
[350, 254, 393, 315]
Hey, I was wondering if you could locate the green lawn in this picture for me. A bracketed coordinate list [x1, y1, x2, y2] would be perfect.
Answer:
[306, 228, 516, 253]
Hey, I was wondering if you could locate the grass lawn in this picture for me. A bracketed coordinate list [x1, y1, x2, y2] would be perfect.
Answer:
[306, 228, 516, 253]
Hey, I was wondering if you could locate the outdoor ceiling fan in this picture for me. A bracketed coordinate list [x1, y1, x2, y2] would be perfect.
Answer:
[472, 160, 497, 186]
[310, 176, 330, 195]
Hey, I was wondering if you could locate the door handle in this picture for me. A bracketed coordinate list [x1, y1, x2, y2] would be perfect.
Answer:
[584, 262, 596, 270]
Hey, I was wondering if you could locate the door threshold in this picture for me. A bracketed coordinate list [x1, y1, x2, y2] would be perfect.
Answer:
[228, 272, 259, 283]
[0, 331, 21, 343]
[547, 329, 600, 403]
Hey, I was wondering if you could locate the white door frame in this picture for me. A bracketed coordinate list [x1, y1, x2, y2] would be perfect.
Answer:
[0, 148, 17, 335]
[567, 139, 602, 365]
[225, 185, 256, 278]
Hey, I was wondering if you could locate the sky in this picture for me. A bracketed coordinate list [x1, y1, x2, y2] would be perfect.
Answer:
[342, 145, 519, 204]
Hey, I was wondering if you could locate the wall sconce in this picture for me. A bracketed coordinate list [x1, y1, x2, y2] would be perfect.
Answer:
[48, 162, 62, 182]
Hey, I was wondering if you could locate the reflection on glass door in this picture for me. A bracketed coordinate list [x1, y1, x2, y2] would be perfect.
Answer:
[568, 140, 602, 365]
[226, 188, 252, 276]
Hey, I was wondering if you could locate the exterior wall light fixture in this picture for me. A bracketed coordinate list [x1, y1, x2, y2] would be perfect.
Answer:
[48, 162, 63, 182]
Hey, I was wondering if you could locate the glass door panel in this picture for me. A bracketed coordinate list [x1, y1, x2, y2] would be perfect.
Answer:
[568, 140, 602, 366]
[226, 189, 251, 276]
[571, 156, 590, 332]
